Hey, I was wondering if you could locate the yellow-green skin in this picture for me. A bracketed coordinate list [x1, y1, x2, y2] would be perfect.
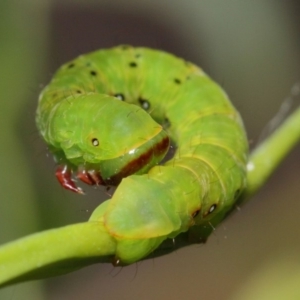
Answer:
[37, 46, 248, 265]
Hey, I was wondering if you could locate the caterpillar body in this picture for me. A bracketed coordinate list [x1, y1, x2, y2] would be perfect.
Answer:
[36, 46, 248, 264]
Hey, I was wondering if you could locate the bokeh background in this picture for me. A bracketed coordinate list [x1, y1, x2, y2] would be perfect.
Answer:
[1, 1, 299, 299]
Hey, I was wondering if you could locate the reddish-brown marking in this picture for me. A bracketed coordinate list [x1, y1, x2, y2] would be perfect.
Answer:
[57, 136, 169, 191]
[107, 135, 170, 185]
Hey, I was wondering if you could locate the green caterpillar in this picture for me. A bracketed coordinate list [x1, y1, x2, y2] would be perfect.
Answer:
[36, 45, 248, 264]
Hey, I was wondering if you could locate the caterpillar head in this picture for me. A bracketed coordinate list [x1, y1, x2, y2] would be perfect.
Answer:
[47, 93, 169, 184]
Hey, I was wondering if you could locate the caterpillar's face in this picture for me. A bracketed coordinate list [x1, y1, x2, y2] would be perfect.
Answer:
[49, 94, 169, 184]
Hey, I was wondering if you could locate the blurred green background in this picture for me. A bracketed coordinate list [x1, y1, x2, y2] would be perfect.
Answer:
[1, 1, 299, 299]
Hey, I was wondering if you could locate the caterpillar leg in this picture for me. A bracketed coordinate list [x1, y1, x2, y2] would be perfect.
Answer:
[55, 165, 84, 194]
[76, 168, 104, 186]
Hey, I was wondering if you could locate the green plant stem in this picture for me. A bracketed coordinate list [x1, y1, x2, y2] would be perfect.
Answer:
[240, 106, 300, 203]
[0, 107, 299, 288]
[0, 222, 115, 287]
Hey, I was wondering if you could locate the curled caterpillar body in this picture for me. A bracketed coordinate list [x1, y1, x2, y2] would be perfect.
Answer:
[37, 46, 248, 264]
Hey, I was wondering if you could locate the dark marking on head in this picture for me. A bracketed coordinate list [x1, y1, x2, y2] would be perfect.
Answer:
[114, 93, 125, 101]
[76, 90, 82, 94]
[138, 97, 150, 110]
[174, 78, 181, 84]
[90, 70, 97, 76]
[91, 138, 99, 146]
[135, 53, 141, 58]
[129, 62, 138, 68]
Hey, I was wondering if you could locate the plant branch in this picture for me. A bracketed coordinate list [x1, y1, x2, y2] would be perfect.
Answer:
[240, 106, 300, 203]
[0, 222, 115, 287]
